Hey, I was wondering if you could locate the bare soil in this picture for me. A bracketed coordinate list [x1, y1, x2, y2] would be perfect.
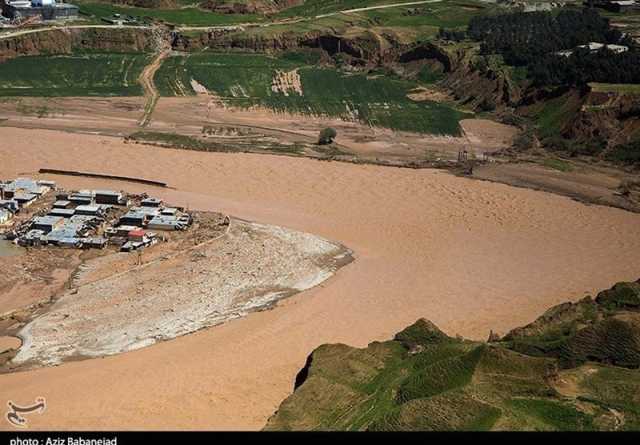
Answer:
[7, 217, 350, 371]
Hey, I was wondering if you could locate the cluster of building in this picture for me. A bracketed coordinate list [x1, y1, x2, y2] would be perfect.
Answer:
[0, 177, 56, 225]
[1, 0, 78, 22]
[497, 1, 567, 12]
[585, 0, 639, 12]
[1, 177, 193, 252]
[556, 42, 630, 57]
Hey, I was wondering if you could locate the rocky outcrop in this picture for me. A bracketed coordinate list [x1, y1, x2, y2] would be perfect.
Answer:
[0, 28, 155, 62]
[172, 28, 322, 53]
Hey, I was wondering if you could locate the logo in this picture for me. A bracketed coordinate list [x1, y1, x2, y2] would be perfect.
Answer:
[5, 397, 46, 428]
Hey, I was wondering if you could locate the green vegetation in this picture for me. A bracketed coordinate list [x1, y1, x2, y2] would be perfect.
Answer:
[590, 83, 640, 95]
[265, 280, 640, 431]
[362, 1, 486, 29]
[155, 52, 470, 134]
[606, 140, 640, 166]
[417, 65, 445, 84]
[75, 0, 261, 25]
[542, 158, 573, 173]
[318, 127, 337, 145]
[0, 53, 151, 97]
[128, 130, 305, 154]
[533, 93, 578, 139]
[508, 399, 594, 431]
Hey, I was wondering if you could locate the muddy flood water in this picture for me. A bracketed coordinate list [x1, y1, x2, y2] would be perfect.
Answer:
[1, 127, 640, 430]
[0, 239, 22, 258]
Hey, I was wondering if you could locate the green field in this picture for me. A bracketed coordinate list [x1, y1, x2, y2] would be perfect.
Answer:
[75, 0, 262, 26]
[156, 52, 470, 135]
[589, 83, 640, 95]
[0, 53, 151, 97]
[73, 0, 491, 28]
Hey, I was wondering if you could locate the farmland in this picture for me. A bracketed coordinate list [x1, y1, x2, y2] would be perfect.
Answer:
[155, 52, 470, 135]
[74, 1, 263, 26]
[71, 0, 489, 28]
[0, 52, 151, 97]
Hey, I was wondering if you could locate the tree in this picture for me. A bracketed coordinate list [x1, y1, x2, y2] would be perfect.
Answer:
[318, 127, 337, 145]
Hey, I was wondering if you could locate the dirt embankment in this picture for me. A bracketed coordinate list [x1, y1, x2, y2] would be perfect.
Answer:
[562, 89, 640, 148]
[0, 28, 155, 62]
[173, 26, 412, 64]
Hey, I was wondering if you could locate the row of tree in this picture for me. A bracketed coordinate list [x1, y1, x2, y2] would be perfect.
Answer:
[441, 9, 640, 87]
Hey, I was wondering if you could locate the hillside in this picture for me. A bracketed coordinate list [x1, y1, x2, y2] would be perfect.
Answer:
[107, 0, 178, 8]
[265, 280, 640, 431]
[200, 0, 304, 14]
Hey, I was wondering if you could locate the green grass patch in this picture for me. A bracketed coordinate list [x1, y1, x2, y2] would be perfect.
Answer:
[0, 53, 150, 97]
[534, 93, 579, 139]
[542, 158, 573, 172]
[509, 398, 595, 431]
[129, 130, 305, 154]
[362, 1, 487, 29]
[589, 83, 640, 95]
[417, 65, 445, 84]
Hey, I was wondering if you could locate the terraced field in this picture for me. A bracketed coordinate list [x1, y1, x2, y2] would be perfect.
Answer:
[0, 53, 151, 97]
[266, 280, 640, 431]
[155, 52, 470, 134]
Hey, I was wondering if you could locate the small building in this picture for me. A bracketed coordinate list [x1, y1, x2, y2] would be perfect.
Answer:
[0, 178, 51, 199]
[118, 210, 147, 227]
[128, 229, 146, 242]
[111, 225, 139, 237]
[147, 214, 188, 231]
[585, 0, 639, 11]
[52, 200, 72, 209]
[48, 208, 75, 218]
[95, 190, 123, 205]
[3, 0, 79, 21]
[160, 207, 178, 216]
[19, 229, 46, 247]
[0, 208, 12, 224]
[0, 200, 19, 213]
[75, 205, 102, 216]
[13, 193, 37, 208]
[82, 237, 108, 249]
[130, 206, 160, 217]
[37, 179, 56, 189]
[141, 197, 162, 208]
[32, 215, 64, 233]
[68, 193, 93, 206]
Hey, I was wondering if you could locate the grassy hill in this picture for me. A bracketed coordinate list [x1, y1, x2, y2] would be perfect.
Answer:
[265, 280, 640, 431]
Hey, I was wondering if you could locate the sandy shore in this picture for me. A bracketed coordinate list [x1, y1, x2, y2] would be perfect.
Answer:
[1, 127, 640, 430]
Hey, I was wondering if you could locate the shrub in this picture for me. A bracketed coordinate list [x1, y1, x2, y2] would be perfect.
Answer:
[318, 127, 337, 145]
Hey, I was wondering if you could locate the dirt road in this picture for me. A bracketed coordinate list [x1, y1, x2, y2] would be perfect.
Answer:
[138, 49, 171, 127]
